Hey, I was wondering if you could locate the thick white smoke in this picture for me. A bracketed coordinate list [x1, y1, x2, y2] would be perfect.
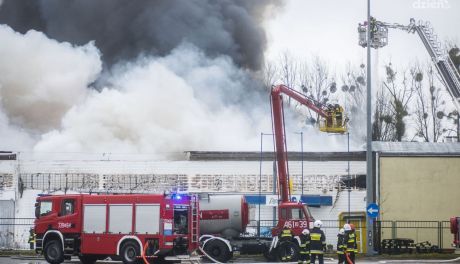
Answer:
[35, 45, 272, 156]
[0, 25, 350, 158]
[0, 25, 101, 132]
[0, 26, 274, 156]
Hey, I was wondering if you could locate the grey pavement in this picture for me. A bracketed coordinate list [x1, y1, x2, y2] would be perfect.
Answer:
[1, 256, 460, 264]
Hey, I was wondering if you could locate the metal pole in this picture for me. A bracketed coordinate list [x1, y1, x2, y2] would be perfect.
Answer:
[348, 132, 351, 218]
[273, 161, 277, 227]
[301, 131, 304, 196]
[258, 132, 263, 237]
[455, 115, 459, 141]
[366, 0, 375, 255]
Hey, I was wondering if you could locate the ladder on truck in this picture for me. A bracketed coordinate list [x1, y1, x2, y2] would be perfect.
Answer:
[165, 195, 202, 264]
[190, 194, 200, 250]
[413, 20, 460, 105]
[358, 18, 460, 107]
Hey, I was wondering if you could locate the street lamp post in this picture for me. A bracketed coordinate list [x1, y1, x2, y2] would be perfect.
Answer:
[258, 133, 263, 237]
[294, 132, 305, 196]
[366, 0, 376, 255]
[347, 132, 351, 218]
[259, 132, 274, 237]
[301, 132, 304, 196]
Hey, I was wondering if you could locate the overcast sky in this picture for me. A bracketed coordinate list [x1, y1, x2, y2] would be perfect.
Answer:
[265, 0, 460, 75]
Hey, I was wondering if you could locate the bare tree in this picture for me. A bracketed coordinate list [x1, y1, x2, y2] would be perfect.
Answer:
[278, 51, 298, 106]
[373, 87, 396, 141]
[411, 64, 446, 142]
[381, 63, 415, 141]
[341, 63, 367, 140]
[261, 60, 278, 90]
[298, 56, 335, 124]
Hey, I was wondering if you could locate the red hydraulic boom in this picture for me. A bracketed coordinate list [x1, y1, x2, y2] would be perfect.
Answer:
[271, 84, 347, 203]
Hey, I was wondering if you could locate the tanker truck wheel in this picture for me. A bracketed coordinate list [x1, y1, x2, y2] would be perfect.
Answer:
[203, 239, 232, 263]
[44, 240, 64, 264]
[277, 240, 299, 262]
[263, 248, 278, 262]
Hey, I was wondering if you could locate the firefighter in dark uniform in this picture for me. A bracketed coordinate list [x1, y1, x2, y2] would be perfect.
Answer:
[278, 226, 294, 262]
[298, 229, 311, 264]
[28, 228, 35, 249]
[335, 105, 343, 128]
[337, 228, 346, 264]
[343, 224, 358, 264]
[370, 16, 378, 40]
[310, 220, 326, 264]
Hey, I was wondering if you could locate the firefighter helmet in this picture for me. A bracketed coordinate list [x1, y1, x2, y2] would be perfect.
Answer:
[350, 224, 355, 230]
[314, 220, 323, 228]
[302, 229, 310, 235]
[339, 228, 345, 235]
[344, 223, 351, 231]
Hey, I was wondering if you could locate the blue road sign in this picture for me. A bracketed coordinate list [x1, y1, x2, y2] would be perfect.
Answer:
[366, 203, 379, 218]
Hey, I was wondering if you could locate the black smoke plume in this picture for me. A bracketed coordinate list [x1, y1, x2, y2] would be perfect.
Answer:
[0, 0, 281, 70]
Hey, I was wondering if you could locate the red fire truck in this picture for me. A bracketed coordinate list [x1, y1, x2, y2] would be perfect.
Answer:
[34, 85, 346, 263]
[34, 193, 250, 264]
[35, 193, 196, 263]
[451, 217, 460, 248]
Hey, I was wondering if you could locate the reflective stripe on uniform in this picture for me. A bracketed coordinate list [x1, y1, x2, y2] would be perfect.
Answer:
[310, 233, 321, 241]
[310, 250, 324, 254]
[348, 234, 356, 243]
[281, 229, 292, 237]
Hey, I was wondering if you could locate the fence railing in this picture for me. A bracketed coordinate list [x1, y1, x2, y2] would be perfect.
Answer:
[375, 220, 452, 250]
[0, 218, 454, 251]
[0, 218, 35, 226]
[245, 219, 453, 251]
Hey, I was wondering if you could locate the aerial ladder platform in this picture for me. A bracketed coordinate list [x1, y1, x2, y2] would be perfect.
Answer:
[358, 18, 460, 109]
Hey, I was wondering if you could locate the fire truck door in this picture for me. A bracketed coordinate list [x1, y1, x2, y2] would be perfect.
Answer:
[56, 199, 80, 233]
[174, 205, 189, 234]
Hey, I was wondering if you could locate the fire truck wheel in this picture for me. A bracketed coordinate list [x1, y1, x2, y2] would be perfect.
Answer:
[78, 255, 98, 264]
[203, 239, 231, 263]
[120, 240, 141, 264]
[44, 240, 64, 264]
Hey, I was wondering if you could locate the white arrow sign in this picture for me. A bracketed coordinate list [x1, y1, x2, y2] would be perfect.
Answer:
[367, 208, 378, 214]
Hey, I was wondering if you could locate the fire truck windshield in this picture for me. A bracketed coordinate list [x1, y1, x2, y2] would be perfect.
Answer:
[35, 200, 52, 218]
[304, 205, 313, 220]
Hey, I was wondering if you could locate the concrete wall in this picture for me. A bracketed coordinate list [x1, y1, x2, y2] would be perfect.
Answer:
[378, 156, 460, 247]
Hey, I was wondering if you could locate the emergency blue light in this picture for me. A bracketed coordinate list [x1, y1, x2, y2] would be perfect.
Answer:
[175, 194, 182, 200]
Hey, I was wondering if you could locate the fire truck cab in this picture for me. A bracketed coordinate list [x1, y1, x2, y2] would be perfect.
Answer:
[34, 193, 199, 264]
[272, 202, 313, 236]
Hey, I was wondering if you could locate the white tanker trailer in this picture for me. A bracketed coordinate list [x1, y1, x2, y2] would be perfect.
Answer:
[198, 194, 274, 262]
[199, 195, 249, 237]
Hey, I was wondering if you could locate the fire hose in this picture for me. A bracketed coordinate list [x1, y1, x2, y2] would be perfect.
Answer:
[141, 241, 159, 264]
[345, 252, 353, 264]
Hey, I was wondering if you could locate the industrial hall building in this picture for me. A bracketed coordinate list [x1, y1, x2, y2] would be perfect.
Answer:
[0, 141, 459, 251]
